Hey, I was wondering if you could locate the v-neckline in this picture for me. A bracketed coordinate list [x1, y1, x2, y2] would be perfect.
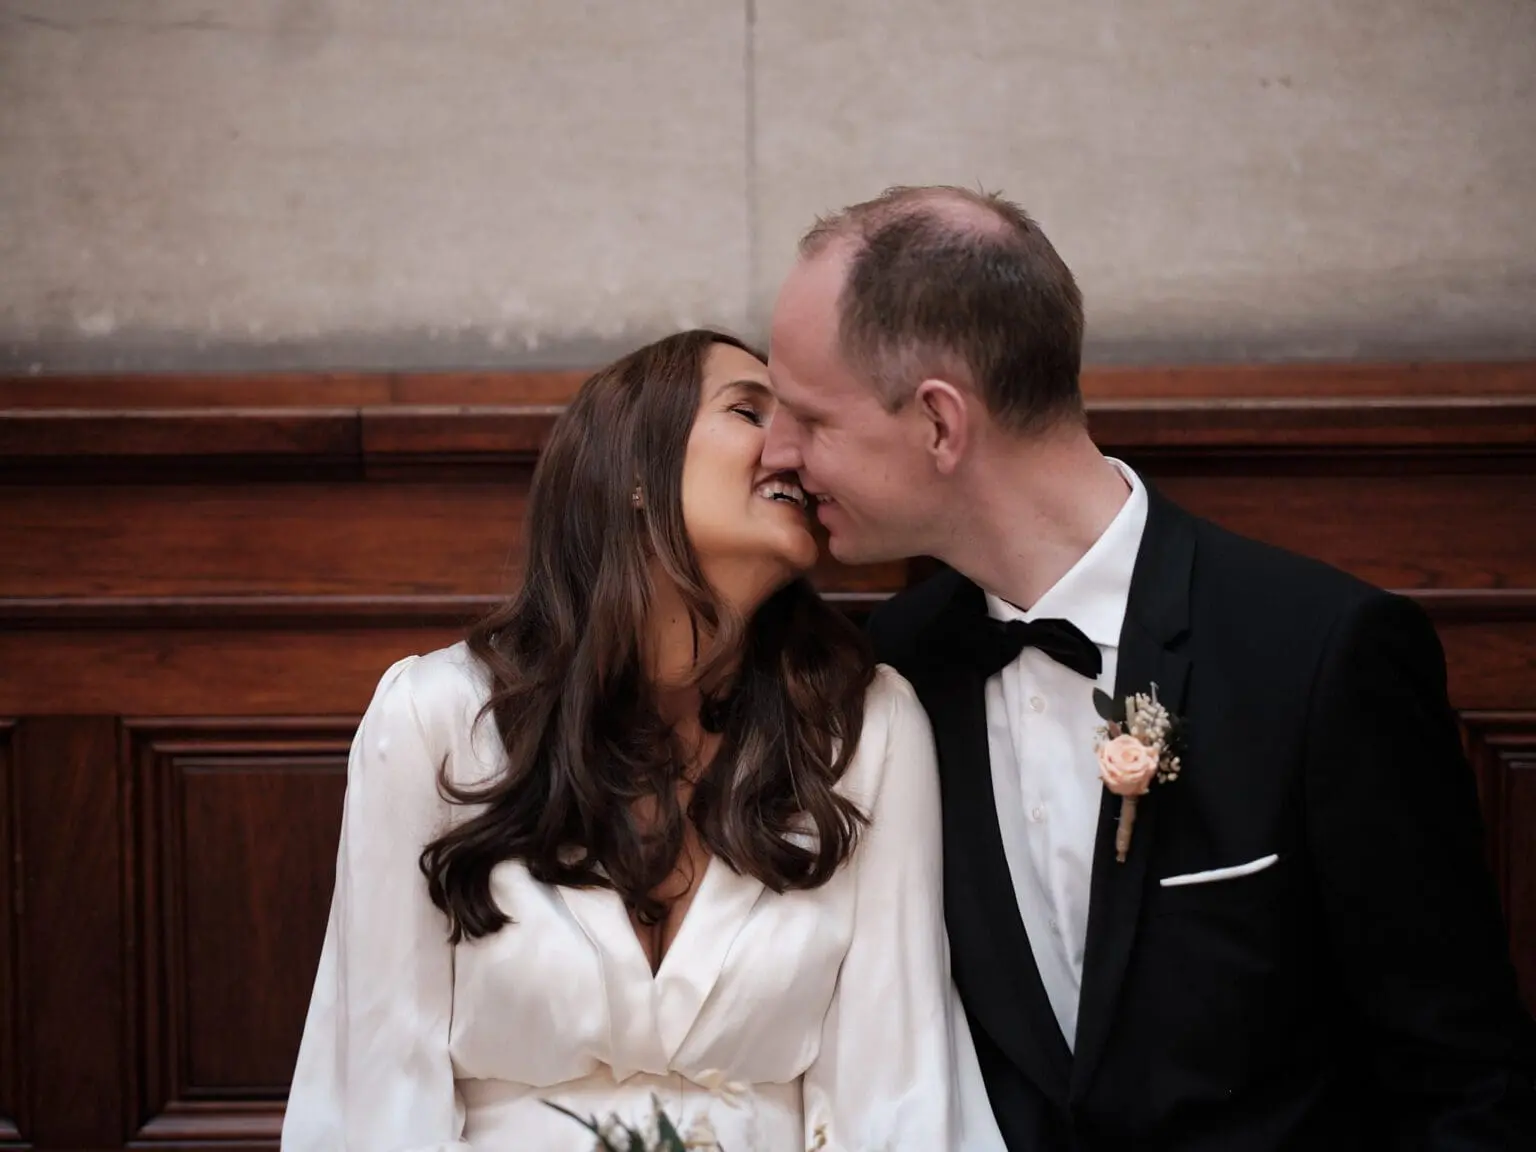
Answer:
[557, 851, 767, 1067]
[630, 853, 718, 978]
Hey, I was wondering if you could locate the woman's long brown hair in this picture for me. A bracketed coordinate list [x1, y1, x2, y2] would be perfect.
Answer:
[420, 329, 875, 941]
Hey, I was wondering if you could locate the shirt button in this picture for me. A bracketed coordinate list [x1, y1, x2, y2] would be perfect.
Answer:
[1030, 805, 1046, 823]
[1049, 918, 1060, 931]
[1029, 695, 1046, 713]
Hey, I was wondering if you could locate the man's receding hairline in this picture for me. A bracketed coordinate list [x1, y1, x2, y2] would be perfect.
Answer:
[799, 185, 1019, 259]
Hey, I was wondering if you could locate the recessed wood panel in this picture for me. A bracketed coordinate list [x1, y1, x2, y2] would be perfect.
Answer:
[1462, 713, 1536, 1013]
[131, 722, 352, 1142]
[0, 720, 19, 1144]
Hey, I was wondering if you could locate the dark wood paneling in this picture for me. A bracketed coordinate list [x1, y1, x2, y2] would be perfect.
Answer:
[15, 717, 125, 1147]
[3, 361, 1532, 409]
[1148, 471, 1536, 592]
[0, 483, 529, 599]
[0, 483, 904, 602]
[0, 720, 20, 1146]
[1440, 621, 1536, 711]
[0, 369, 591, 409]
[4, 398, 1534, 481]
[1081, 361, 1536, 399]
[0, 630, 456, 717]
[129, 721, 350, 1146]
[0, 409, 361, 462]
[0, 595, 1527, 721]
[3, 365, 1534, 486]
[1, 363, 1532, 1150]
[1463, 713, 1536, 1013]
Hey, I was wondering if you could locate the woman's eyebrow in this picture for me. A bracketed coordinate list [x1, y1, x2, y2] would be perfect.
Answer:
[714, 377, 774, 402]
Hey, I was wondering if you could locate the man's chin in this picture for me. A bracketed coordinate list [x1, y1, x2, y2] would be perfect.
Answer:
[825, 533, 880, 567]
[827, 526, 921, 568]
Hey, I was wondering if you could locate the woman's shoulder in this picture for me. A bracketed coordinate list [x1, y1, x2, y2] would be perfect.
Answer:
[842, 663, 935, 798]
[863, 662, 927, 733]
[360, 642, 500, 782]
[368, 641, 490, 722]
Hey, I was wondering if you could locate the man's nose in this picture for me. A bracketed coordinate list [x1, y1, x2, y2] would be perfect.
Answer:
[760, 411, 801, 472]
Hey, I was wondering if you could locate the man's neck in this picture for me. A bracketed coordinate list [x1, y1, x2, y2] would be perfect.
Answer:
[941, 430, 1132, 611]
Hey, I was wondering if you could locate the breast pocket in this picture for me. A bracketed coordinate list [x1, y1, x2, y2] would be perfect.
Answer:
[1152, 853, 1288, 921]
[1135, 852, 1309, 1082]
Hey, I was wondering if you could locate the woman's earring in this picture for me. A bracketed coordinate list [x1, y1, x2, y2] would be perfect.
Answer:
[631, 486, 643, 510]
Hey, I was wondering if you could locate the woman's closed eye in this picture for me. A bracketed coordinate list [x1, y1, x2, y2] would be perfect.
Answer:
[730, 402, 765, 426]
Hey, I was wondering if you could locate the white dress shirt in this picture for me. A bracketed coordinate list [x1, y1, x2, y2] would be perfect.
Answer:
[983, 459, 1148, 1050]
[283, 645, 1006, 1151]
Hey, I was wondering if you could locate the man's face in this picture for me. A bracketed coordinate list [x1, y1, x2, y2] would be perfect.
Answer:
[763, 251, 941, 566]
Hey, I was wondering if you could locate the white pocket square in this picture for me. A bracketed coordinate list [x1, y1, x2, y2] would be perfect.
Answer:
[1159, 853, 1280, 888]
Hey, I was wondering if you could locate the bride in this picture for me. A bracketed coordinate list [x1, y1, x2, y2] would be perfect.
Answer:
[282, 330, 1003, 1150]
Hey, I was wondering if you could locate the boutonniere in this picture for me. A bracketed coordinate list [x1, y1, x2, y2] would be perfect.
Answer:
[1093, 684, 1185, 862]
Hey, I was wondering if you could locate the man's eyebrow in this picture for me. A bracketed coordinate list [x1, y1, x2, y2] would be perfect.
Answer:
[771, 388, 820, 419]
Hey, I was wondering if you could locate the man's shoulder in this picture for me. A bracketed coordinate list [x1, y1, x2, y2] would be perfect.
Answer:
[867, 494, 1397, 673]
[1182, 508, 1381, 625]
[865, 566, 971, 677]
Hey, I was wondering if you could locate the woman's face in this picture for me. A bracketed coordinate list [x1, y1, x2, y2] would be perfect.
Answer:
[677, 342, 819, 607]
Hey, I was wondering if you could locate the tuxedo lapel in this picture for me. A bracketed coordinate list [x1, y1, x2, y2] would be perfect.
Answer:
[1071, 488, 1195, 1100]
[921, 580, 1073, 1105]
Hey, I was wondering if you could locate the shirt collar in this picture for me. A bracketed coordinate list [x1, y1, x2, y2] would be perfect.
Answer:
[984, 458, 1148, 649]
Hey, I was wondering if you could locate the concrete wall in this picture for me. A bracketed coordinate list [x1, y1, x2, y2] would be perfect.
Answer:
[2, 0, 1532, 373]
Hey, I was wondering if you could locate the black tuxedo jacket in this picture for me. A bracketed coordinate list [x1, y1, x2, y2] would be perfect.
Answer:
[868, 486, 1535, 1150]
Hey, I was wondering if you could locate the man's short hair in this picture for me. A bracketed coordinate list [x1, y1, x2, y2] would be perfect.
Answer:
[800, 185, 1085, 433]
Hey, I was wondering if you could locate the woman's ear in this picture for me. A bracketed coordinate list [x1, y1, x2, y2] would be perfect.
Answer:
[913, 378, 969, 475]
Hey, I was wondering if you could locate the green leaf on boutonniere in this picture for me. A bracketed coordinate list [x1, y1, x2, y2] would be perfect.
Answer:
[1092, 688, 1126, 724]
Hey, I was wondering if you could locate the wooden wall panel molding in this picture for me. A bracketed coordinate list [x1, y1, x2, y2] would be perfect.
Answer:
[0, 630, 459, 719]
[0, 720, 20, 1146]
[0, 589, 1531, 633]
[2, 395, 1533, 481]
[1462, 712, 1536, 1013]
[127, 719, 353, 1147]
[0, 482, 906, 603]
[3, 360, 1533, 409]
[0, 369, 594, 410]
[2, 362, 1534, 483]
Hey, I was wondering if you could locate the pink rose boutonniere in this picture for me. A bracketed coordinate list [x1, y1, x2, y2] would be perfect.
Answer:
[1093, 684, 1185, 862]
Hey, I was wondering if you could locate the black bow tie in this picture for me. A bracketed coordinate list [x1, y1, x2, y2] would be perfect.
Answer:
[965, 616, 1103, 681]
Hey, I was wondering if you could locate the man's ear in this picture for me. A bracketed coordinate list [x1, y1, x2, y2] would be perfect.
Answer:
[913, 378, 969, 475]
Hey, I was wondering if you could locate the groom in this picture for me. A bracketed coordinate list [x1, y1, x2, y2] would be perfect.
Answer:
[760, 186, 1536, 1148]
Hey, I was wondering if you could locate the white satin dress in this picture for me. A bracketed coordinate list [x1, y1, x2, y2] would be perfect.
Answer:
[282, 644, 1004, 1151]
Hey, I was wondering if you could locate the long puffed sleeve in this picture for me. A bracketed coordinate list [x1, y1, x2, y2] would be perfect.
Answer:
[283, 656, 471, 1152]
